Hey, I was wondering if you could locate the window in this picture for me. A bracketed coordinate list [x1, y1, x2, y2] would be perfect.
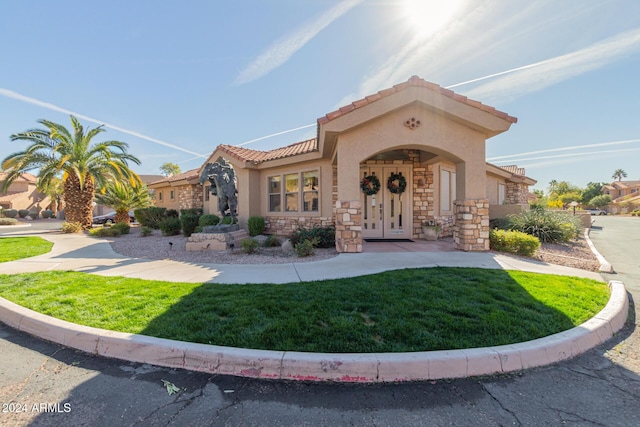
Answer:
[498, 183, 506, 204]
[440, 168, 456, 212]
[204, 185, 210, 202]
[170, 190, 175, 200]
[159, 191, 163, 201]
[269, 171, 319, 213]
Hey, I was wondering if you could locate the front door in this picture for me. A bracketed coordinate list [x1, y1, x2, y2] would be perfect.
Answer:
[361, 165, 412, 239]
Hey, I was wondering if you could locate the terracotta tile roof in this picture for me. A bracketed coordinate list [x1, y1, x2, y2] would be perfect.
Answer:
[0, 172, 38, 184]
[318, 75, 517, 125]
[499, 165, 526, 176]
[217, 138, 318, 164]
[148, 169, 200, 186]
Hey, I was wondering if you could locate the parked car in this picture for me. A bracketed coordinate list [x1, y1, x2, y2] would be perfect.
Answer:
[92, 211, 136, 225]
[588, 209, 607, 216]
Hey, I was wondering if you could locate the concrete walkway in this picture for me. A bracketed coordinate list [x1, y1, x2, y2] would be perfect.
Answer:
[0, 230, 628, 383]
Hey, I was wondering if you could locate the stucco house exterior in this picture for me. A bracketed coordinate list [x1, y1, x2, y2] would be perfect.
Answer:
[0, 172, 50, 214]
[603, 180, 640, 213]
[149, 76, 535, 253]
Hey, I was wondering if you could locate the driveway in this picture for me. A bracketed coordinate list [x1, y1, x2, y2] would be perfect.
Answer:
[0, 218, 639, 426]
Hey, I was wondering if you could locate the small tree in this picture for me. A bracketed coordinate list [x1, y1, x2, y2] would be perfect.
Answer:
[95, 181, 153, 224]
[160, 162, 181, 177]
[589, 194, 612, 208]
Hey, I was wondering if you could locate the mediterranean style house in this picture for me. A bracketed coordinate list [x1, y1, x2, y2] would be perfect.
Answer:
[149, 76, 535, 253]
[0, 172, 50, 214]
[602, 180, 640, 213]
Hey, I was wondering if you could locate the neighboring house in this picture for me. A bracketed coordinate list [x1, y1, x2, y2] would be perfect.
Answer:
[147, 170, 202, 211]
[0, 172, 50, 215]
[603, 180, 640, 213]
[171, 76, 535, 253]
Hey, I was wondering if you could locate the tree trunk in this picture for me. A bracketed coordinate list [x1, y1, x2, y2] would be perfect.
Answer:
[63, 173, 95, 229]
[114, 209, 131, 224]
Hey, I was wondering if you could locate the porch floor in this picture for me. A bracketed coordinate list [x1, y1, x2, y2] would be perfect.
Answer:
[361, 237, 457, 253]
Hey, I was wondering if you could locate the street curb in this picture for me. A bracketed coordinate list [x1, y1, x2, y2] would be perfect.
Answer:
[584, 228, 614, 273]
[0, 280, 628, 383]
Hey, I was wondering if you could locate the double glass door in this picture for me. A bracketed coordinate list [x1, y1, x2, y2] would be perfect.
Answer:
[361, 166, 412, 239]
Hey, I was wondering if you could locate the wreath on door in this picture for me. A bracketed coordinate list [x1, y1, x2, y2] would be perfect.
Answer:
[387, 172, 407, 194]
[360, 175, 381, 195]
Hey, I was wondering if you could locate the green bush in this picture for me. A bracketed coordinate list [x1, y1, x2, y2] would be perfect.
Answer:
[28, 210, 39, 219]
[166, 209, 179, 218]
[294, 239, 317, 257]
[134, 207, 167, 229]
[507, 209, 582, 243]
[2, 209, 18, 218]
[41, 210, 54, 219]
[290, 225, 335, 248]
[61, 221, 84, 233]
[18, 209, 30, 218]
[490, 229, 540, 256]
[221, 216, 237, 225]
[180, 208, 203, 216]
[90, 227, 122, 237]
[241, 238, 260, 254]
[111, 222, 131, 235]
[180, 214, 200, 237]
[140, 226, 153, 237]
[199, 214, 220, 227]
[264, 235, 280, 247]
[159, 217, 182, 236]
[0, 218, 18, 225]
[247, 216, 265, 236]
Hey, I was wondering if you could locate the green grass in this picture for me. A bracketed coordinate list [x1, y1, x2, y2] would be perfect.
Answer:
[0, 237, 53, 262]
[0, 268, 609, 353]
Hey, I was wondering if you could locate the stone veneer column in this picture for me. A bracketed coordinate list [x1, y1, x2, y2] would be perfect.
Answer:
[334, 200, 362, 253]
[453, 199, 490, 251]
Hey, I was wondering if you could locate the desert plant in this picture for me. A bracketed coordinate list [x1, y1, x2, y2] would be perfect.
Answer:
[28, 210, 39, 219]
[507, 209, 582, 243]
[2, 209, 18, 218]
[90, 227, 122, 237]
[294, 239, 317, 257]
[180, 208, 203, 216]
[159, 217, 181, 236]
[18, 209, 30, 218]
[241, 237, 260, 254]
[247, 216, 265, 237]
[0, 218, 19, 225]
[221, 215, 237, 225]
[290, 225, 335, 248]
[134, 207, 167, 229]
[61, 221, 84, 233]
[180, 214, 200, 237]
[140, 226, 153, 237]
[94, 181, 153, 224]
[490, 229, 540, 256]
[111, 222, 131, 235]
[199, 214, 220, 227]
[41, 209, 54, 219]
[264, 235, 281, 247]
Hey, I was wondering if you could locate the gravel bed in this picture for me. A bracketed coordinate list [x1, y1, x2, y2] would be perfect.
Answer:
[107, 226, 601, 271]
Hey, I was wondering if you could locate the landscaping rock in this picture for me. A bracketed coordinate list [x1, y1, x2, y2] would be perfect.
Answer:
[281, 239, 294, 254]
[252, 235, 269, 246]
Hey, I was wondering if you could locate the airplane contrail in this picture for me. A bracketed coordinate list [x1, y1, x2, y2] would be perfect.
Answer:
[487, 139, 640, 161]
[491, 147, 640, 163]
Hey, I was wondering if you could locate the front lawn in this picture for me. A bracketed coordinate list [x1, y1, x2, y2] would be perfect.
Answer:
[0, 237, 53, 262]
[0, 269, 609, 353]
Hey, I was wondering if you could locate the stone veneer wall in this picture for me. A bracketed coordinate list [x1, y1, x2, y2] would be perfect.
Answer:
[178, 185, 203, 210]
[334, 200, 362, 253]
[453, 199, 490, 251]
[264, 216, 334, 236]
[506, 182, 529, 205]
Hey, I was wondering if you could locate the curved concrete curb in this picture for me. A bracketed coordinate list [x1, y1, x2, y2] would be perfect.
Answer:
[584, 228, 614, 273]
[0, 281, 628, 383]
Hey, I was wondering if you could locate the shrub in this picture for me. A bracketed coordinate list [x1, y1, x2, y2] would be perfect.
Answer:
[180, 208, 203, 216]
[134, 207, 167, 229]
[199, 214, 220, 227]
[61, 221, 84, 233]
[28, 211, 39, 219]
[490, 229, 540, 256]
[247, 216, 265, 237]
[2, 209, 18, 218]
[180, 214, 200, 237]
[241, 238, 260, 254]
[290, 225, 335, 248]
[111, 222, 131, 235]
[0, 218, 18, 225]
[140, 226, 153, 237]
[221, 216, 237, 225]
[294, 239, 317, 257]
[18, 209, 30, 218]
[90, 227, 122, 238]
[41, 210, 54, 219]
[264, 235, 280, 247]
[507, 209, 582, 243]
[166, 209, 179, 218]
[159, 217, 181, 236]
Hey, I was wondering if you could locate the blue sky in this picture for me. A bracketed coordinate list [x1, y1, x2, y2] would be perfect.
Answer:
[1, 0, 639, 191]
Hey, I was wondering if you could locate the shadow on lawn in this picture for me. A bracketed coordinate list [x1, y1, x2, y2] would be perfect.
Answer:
[138, 267, 592, 353]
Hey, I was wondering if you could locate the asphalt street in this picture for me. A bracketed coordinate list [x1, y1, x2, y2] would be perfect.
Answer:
[1, 217, 639, 426]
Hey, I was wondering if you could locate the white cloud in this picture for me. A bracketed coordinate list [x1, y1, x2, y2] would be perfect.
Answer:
[234, 0, 363, 85]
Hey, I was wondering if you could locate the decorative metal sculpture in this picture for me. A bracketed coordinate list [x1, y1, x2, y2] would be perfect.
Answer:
[199, 158, 238, 221]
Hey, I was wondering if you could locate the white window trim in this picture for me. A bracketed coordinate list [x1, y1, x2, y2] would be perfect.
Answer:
[267, 170, 320, 215]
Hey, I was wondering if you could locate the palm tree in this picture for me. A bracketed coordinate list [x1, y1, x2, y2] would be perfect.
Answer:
[1, 115, 141, 228]
[548, 179, 558, 193]
[612, 169, 627, 182]
[94, 181, 153, 224]
[37, 175, 64, 216]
